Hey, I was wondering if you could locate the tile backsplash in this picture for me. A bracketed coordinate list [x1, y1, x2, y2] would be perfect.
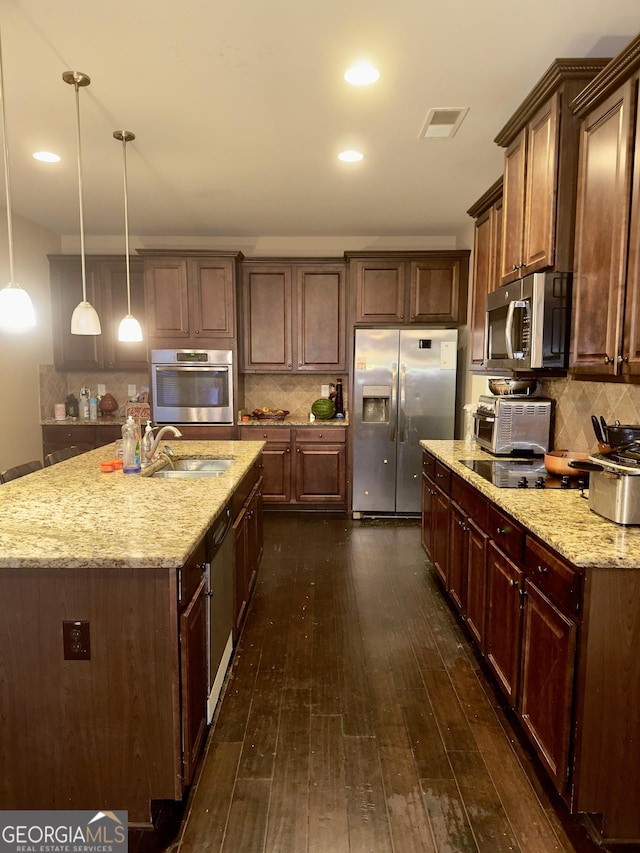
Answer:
[539, 376, 640, 451]
[243, 374, 347, 420]
[39, 365, 149, 420]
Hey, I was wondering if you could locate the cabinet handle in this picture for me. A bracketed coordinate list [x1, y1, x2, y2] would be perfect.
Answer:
[195, 329, 200, 335]
[318, 433, 322, 438]
[496, 526, 507, 535]
[618, 355, 629, 364]
[512, 264, 519, 271]
[603, 355, 614, 365]
[509, 578, 518, 588]
[536, 564, 549, 575]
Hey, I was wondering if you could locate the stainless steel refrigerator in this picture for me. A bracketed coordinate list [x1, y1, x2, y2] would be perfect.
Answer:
[352, 328, 458, 516]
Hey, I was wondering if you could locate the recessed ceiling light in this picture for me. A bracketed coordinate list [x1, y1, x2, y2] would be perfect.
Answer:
[33, 151, 61, 163]
[338, 150, 364, 162]
[344, 62, 380, 86]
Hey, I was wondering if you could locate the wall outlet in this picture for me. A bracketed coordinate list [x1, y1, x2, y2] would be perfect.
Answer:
[97, 383, 106, 396]
[321, 384, 330, 398]
[63, 620, 91, 660]
[127, 384, 137, 399]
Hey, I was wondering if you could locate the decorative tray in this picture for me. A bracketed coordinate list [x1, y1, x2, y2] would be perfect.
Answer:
[251, 409, 289, 421]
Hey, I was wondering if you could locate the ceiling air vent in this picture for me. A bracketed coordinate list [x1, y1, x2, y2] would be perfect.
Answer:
[419, 107, 469, 140]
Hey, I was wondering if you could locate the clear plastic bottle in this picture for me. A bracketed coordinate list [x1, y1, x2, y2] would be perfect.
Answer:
[80, 387, 90, 420]
[141, 420, 154, 467]
[122, 416, 141, 474]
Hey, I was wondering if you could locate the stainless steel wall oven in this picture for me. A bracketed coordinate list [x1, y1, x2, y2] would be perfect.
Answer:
[151, 349, 234, 424]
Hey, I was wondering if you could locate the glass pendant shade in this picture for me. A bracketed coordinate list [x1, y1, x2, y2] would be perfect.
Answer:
[117, 313, 143, 342]
[0, 283, 36, 332]
[71, 299, 101, 335]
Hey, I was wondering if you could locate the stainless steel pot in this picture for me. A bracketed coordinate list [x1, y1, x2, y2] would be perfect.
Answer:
[569, 447, 640, 524]
[604, 423, 640, 447]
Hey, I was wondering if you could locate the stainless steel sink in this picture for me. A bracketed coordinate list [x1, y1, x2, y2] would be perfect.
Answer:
[149, 458, 233, 479]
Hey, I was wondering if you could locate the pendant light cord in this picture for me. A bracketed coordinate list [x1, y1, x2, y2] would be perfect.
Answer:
[0, 32, 15, 285]
[121, 134, 131, 315]
[72, 76, 88, 303]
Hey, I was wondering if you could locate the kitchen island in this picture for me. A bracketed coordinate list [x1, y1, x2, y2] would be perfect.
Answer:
[421, 440, 640, 845]
[0, 440, 264, 825]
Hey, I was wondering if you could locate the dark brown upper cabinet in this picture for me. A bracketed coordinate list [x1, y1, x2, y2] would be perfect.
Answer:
[495, 58, 610, 287]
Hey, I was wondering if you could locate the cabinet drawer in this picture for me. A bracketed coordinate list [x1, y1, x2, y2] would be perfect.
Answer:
[178, 537, 207, 608]
[433, 460, 451, 493]
[488, 504, 525, 564]
[296, 427, 346, 443]
[422, 451, 436, 479]
[42, 424, 95, 443]
[450, 473, 488, 526]
[525, 536, 580, 615]
[239, 426, 291, 443]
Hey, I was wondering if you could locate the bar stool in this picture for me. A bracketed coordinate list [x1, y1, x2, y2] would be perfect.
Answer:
[0, 460, 44, 483]
[44, 446, 83, 467]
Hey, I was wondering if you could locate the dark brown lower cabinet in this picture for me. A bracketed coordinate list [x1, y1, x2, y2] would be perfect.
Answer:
[232, 465, 264, 639]
[485, 541, 524, 705]
[180, 576, 208, 785]
[465, 517, 489, 648]
[520, 580, 577, 792]
[448, 500, 468, 613]
[239, 425, 347, 509]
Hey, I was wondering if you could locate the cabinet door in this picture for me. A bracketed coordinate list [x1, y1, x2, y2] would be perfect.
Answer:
[189, 257, 235, 340]
[296, 265, 346, 371]
[180, 577, 208, 785]
[519, 580, 577, 794]
[431, 484, 449, 587]
[571, 81, 635, 376]
[99, 259, 148, 368]
[409, 254, 468, 324]
[421, 473, 435, 558]
[50, 257, 102, 370]
[232, 506, 248, 638]
[469, 189, 502, 369]
[261, 443, 292, 503]
[294, 442, 346, 504]
[144, 257, 190, 340]
[465, 517, 489, 649]
[500, 128, 527, 283]
[485, 541, 523, 705]
[522, 94, 559, 272]
[242, 266, 293, 370]
[353, 259, 405, 323]
[448, 501, 468, 614]
[622, 73, 640, 377]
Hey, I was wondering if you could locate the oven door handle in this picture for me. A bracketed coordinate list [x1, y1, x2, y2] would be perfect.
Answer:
[473, 412, 495, 424]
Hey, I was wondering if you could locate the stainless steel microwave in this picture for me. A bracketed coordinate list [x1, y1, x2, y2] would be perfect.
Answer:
[485, 272, 572, 371]
[151, 349, 234, 424]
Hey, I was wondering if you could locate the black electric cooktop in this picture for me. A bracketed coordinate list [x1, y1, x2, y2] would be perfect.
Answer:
[459, 458, 588, 490]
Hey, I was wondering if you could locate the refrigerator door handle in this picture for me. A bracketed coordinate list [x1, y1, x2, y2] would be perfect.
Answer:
[399, 362, 406, 442]
[390, 361, 398, 442]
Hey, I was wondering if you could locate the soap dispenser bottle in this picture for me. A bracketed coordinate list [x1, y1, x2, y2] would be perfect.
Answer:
[122, 416, 141, 474]
[141, 420, 154, 467]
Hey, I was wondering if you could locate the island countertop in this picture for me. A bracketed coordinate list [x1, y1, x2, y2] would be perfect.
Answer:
[0, 440, 264, 570]
[421, 439, 640, 570]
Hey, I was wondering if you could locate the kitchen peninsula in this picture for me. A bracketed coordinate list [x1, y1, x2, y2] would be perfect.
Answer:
[0, 440, 264, 826]
[421, 440, 640, 845]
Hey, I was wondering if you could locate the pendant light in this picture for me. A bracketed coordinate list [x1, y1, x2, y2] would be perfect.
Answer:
[0, 30, 35, 332]
[63, 70, 101, 335]
[114, 130, 142, 342]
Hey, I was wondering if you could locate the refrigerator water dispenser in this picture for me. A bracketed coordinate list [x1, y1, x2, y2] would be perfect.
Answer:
[362, 385, 389, 423]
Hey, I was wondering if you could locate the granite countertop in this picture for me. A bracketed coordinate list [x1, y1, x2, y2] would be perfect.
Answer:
[0, 440, 264, 571]
[42, 417, 126, 426]
[421, 440, 640, 570]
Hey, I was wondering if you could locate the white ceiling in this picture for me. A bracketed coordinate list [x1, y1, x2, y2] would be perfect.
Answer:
[1, 0, 638, 245]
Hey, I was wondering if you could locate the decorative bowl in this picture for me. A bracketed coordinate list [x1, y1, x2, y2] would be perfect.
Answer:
[252, 409, 289, 421]
[488, 378, 538, 396]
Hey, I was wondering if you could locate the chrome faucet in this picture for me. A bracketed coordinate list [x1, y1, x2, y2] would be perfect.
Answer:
[145, 425, 183, 464]
[155, 445, 176, 469]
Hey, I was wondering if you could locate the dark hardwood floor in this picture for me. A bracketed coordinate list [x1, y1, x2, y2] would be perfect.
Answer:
[131, 514, 616, 853]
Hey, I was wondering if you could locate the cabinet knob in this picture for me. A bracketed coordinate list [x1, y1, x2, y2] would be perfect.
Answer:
[509, 578, 518, 588]
[195, 329, 200, 335]
[618, 355, 629, 364]
[536, 564, 549, 575]
[604, 355, 614, 365]
[512, 264, 519, 272]
[318, 433, 322, 438]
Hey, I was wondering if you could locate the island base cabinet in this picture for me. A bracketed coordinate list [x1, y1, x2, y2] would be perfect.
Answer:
[180, 577, 208, 787]
[0, 568, 182, 825]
